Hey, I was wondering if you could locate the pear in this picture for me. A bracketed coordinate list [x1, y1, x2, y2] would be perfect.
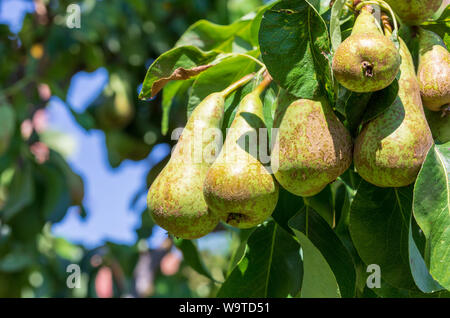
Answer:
[354, 29, 434, 188]
[424, 107, 450, 144]
[0, 105, 15, 156]
[203, 76, 278, 229]
[417, 28, 450, 111]
[148, 74, 254, 239]
[384, 0, 442, 25]
[271, 97, 353, 197]
[332, 5, 401, 93]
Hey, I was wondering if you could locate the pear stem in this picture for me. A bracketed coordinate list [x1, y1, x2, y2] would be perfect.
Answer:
[355, 0, 398, 39]
[253, 72, 273, 97]
[220, 73, 255, 98]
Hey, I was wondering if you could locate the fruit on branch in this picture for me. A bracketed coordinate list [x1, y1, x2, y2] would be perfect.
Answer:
[384, 0, 443, 25]
[96, 73, 134, 130]
[424, 107, 450, 144]
[354, 29, 433, 187]
[203, 76, 278, 229]
[147, 74, 254, 239]
[332, 5, 401, 93]
[0, 105, 16, 156]
[271, 97, 353, 197]
[417, 28, 450, 111]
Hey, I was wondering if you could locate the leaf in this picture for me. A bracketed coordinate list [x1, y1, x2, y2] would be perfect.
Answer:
[330, 0, 346, 52]
[187, 54, 258, 117]
[413, 143, 450, 290]
[173, 238, 215, 281]
[422, 5, 450, 48]
[362, 79, 399, 123]
[289, 207, 357, 298]
[335, 86, 371, 135]
[272, 187, 304, 234]
[139, 46, 219, 100]
[38, 162, 71, 223]
[161, 80, 192, 135]
[0, 248, 34, 272]
[1, 161, 34, 221]
[259, 0, 331, 99]
[226, 228, 255, 276]
[303, 185, 334, 227]
[349, 180, 442, 291]
[176, 19, 253, 52]
[217, 221, 302, 297]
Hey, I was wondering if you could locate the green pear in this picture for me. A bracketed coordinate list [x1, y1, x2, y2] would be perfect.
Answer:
[384, 0, 442, 25]
[148, 74, 254, 239]
[203, 76, 278, 229]
[271, 97, 353, 197]
[424, 107, 450, 143]
[0, 105, 15, 156]
[417, 28, 450, 111]
[332, 5, 401, 93]
[354, 29, 433, 187]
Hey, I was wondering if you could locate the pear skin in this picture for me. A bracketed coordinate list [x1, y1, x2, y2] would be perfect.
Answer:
[332, 5, 401, 93]
[354, 31, 434, 187]
[148, 74, 254, 239]
[384, 0, 442, 25]
[417, 28, 450, 111]
[203, 79, 279, 229]
[271, 97, 353, 197]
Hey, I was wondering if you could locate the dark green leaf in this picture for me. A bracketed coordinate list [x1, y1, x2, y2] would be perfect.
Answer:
[413, 143, 450, 290]
[139, 46, 219, 100]
[289, 207, 356, 297]
[218, 221, 302, 297]
[259, 0, 331, 99]
[1, 162, 34, 221]
[173, 238, 215, 281]
[362, 79, 399, 123]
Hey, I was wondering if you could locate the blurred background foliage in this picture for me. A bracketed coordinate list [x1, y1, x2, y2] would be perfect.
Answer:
[0, 0, 263, 297]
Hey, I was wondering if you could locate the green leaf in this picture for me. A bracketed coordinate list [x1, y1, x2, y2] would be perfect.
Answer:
[422, 5, 450, 48]
[1, 161, 34, 221]
[38, 162, 71, 223]
[175, 19, 253, 52]
[272, 187, 304, 234]
[0, 248, 34, 272]
[217, 221, 302, 297]
[259, 0, 331, 99]
[413, 143, 450, 290]
[330, 0, 346, 52]
[139, 46, 220, 100]
[362, 79, 399, 123]
[187, 54, 258, 117]
[161, 80, 192, 135]
[289, 207, 357, 298]
[349, 180, 441, 291]
[226, 228, 255, 276]
[335, 86, 371, 135]
[173, 238, 215, 281]
[303, 185, 334, 227]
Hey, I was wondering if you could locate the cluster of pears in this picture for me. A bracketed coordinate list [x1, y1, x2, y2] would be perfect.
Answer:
[146, 3, 448, 240]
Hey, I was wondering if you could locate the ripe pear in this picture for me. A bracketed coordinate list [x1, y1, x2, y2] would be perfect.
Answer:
[332, 5, 401, 93]
[203, 77, 279, 229]
[384, 0, 442, 25]
[148, 74, 254, 239]
[0, 105, 15, 156]
[424, 107, 450, 144]
[271, 97, 353, 197]
[354, 29, 433, 187]
[417, 28, 450, 111]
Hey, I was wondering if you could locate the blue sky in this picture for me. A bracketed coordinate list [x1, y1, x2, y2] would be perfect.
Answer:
[1, 0, 233, 254]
